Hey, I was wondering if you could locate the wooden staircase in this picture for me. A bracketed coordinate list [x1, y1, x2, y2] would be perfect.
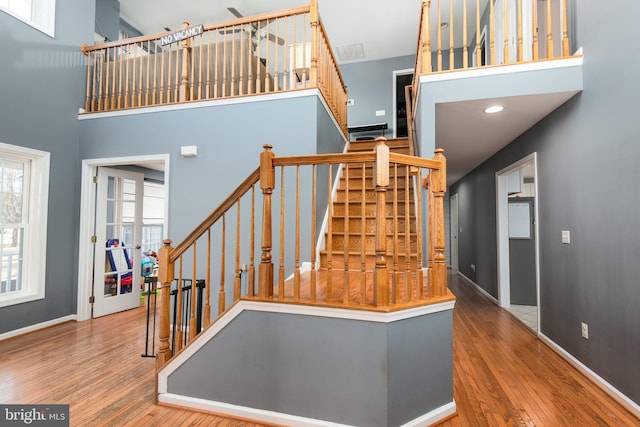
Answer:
[318, 138, 420, 286]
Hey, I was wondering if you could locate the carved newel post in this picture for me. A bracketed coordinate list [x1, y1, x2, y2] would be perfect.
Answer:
[431, 149, 447, 297]
[258, 145, 275, 298]
[156, 239, 175, 371]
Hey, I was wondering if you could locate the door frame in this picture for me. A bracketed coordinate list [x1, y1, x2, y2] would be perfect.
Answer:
[76, 154, 170, 321]
[495, 153, 540, 313]
[450, 193, 459, 271]
[392, 68, 414, 138]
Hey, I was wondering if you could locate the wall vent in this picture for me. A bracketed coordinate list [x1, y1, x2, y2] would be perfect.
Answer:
[335, 43, 365, 62]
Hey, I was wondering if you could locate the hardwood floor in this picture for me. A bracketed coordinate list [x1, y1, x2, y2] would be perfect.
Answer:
[0, 275, 638, 426]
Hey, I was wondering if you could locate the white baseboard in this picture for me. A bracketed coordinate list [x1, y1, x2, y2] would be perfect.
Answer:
[456, 272, 499, 305]
[539, 333, 640, 419]
[160, 393, 456, 427]
[400, 401, 456, 427]
[0, 315, 77, 342]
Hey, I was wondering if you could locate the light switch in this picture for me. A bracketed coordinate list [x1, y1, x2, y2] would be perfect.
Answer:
[375, 110, 386, 116]
[562, 230, 570, 244]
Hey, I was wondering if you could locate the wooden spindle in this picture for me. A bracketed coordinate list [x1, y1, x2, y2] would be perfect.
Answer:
[463, 0, 468, 68]
[504, 0, 510, 63]
[206, 31, 211, 98]
[190, 242, 197, 339]
[476, 0, 482, 66]
[343, 164, 350, 305]
[234, 200, 241, 301]
[310, 165, 317, 302]
[283, 16, 289, 90]
[416, 170, 424, 299]
[360, 163, 366, 305]
[124, 44, 131, 108]
[180, 22, 190, 102]
[274, 18, 279, 93]
[218, 214, 226, 314]
[159, 47, 165, 104]
[326, 163, 333, 301]
[223, 29, 228, 97]
[404, 165, 411, 302]
[295, 165, 301, 300]
[490, 0, 496, 65]
[532, 0, 539, 60]
[264, 19, 270, 92]
[373, 139, 389, 307]
[303, 12, 309, 86]
[214, 31, 220, 98]
[423, 1, 432, 74]
[110, 48, 117, 108]
[175, 256, 183, 351]
[562, 0, 569, 56]
[197, 35, 203, 99]
[156, 239, 174, 369]
[279, 167, 286, 299]
[423, 173, 434, 294]
[204, 229, 211, 327]
[259, 145, 275, 299]
[546, 0, 553, 58]
[437, 0, 442, 72]
[239, 26, 245, 96]
[174, 43, 180, 101]
[431, 149, 447, 297]
[517, 0, 523, 62]
[231, 26, 237, 96]
[249, 185, 256, 297]
[393, 164, 399, 303]
[449, 0, 454, 70]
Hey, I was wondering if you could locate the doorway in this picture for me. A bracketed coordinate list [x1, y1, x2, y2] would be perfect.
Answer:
[77, 154, 169, 321]
[392, 69, 414, 138]
[496, 154, 539, 332]
[493, 0, 534, 64]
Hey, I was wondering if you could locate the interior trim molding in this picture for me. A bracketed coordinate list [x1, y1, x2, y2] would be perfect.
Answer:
[457, 272, 499, 305]
[539, 333, 640, 419]
[0, 315, 77, 342]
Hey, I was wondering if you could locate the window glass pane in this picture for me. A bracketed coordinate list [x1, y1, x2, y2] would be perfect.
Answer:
[0, 227, 23, 294]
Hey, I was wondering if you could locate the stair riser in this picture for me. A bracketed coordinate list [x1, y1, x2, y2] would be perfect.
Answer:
[319, 253, 419, 270]
[331, 218, 417, 234]
[336, 189, 412, 203]
[333, 203, 414, 217]
[329, 235, 418, 252]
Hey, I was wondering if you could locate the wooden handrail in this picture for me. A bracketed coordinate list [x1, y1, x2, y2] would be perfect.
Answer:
[170, 167, 260, 262]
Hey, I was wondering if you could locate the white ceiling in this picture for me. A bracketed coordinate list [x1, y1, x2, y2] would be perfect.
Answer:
[118, 0, 574, 186]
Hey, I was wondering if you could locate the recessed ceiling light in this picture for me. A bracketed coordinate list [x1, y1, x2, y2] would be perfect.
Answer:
[484, 105, 504, 114]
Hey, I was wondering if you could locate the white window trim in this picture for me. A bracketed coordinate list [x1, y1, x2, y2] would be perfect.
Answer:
[0, 142, 50, 308]
[0, 0, 56, 38]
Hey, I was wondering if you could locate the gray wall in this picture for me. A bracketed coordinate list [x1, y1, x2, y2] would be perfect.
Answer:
[0, 0, 94, 333]
[94, 0, 119, 42]
[168, 309, 453, 427]
[340, 55, 415, 139]
[449, 0, 640, 404]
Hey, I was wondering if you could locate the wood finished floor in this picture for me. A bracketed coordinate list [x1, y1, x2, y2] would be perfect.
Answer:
[0, 274, 638, 426]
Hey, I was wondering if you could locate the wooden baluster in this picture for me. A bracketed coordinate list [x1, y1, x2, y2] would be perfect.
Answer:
[214, 31, 220, 98]
[204, 228, 211, 327]
[180, 21, 190, 102]
[156, 239, 175, 369]
[449, 0, 455, 69]
[291, 13, 297, 89]
[92, 52, 99, 112]
[504, 0, 510, 63]
[422, 172, 434, 295]
[295, 165, 301, 300]
[197, 34, 203, 100]
[343, 164, 350, 305]
[274, 17, 279, 93]
[393, 164, 399, 303]
[360, 163, 366, 305]
[81, 45, 90, 112]
[437, 0, 442, 72]
[124, 44, 131, 108]
[259, 145, 275, 299]
[239, 27, 245, 96]
[147, 40, 154, 105]
[374, 139, 389, 307]
[174, 43, 180, 102]
[310, 165, 317, 302]
[416, 169, 425, 299]
[532, 0, 539, 60]
[117, 49, 124, 108]
[326, 163, 333, 301]
[175, 256, 183, 351]
[249, 184, 256, 297]
[546, 0, 553, 58]
[562, 0, 569, 56]
[283, 16, 289, 90]
[517, 0, 523, 62]
[404, 165, 412, 302]
[309, 5, 317, 87]
[423, 1, 432, 74]
[463, 0, 468, 68]
[490, 0, 496, 65]
[476, 0, 482, 66]
[279, 167, 286, 300]
[218, 214, 226, 314]
[190, 242, 197, 340]
[110, 48, 117, 108]
[138, 42, 144, 106]
[103, 48, 111, 111]
[232, 26, 237, 96]
[264, 19, 270, 92]
[206, 31, 211, 98]
[234, 200, 242, 301]
[432, 149, 447, 297]
[159, 46, 165, 104]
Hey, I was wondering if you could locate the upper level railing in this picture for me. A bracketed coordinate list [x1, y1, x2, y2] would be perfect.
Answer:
[155, 140, 451, 369]
[81, 0, 347, 136]
[413, 0, 573, 95]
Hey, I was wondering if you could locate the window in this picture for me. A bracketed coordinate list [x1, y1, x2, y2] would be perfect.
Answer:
[0, 0, 56, 37]
[0, 142, 50, 308]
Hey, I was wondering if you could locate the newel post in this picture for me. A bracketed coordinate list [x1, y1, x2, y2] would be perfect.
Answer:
[373, 138, 390, 307]
[179, 21, 191, 102]
[258, 145, 275, 299]
[431, 149, 447, 297]
[309, 0, 319, 88]
[156, 239, 175, 370]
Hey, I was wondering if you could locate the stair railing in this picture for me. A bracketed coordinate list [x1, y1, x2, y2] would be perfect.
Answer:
[156, 141, 450, 370]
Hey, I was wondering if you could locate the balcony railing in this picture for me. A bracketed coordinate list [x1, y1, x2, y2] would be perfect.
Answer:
[81, 0, 347, 136]
[414, 0, 574, 93]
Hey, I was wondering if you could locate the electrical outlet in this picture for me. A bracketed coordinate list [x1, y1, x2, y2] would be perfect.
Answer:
[581, 322, 589, 339]
[470, 264, 476, 272]
[241, 264, 248, 272]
